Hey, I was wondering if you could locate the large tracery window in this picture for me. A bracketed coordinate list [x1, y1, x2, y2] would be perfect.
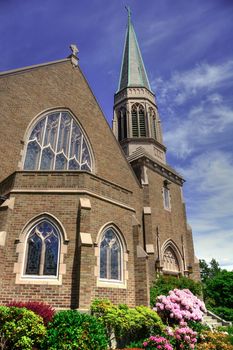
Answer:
[100, 227, 123, 282]
[25, 220, 60, 277]
[24, 110, 92, 171]
[131, 103, 147, 137]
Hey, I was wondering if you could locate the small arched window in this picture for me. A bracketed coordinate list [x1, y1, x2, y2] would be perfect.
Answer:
[24, 219, 60, 276]
[163, 247, 180, 273]
[24, 110, 92, 171]
[100, 227, 123, 281]
[131, 103, 147, 137]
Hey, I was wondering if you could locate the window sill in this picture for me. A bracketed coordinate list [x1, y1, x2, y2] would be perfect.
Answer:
[97, 279, 127, 289]
[15, 275, 62, 285]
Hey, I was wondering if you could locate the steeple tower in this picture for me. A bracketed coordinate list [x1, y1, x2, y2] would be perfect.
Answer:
[113, 8, 166, 164]
[118, 7, 151, 92]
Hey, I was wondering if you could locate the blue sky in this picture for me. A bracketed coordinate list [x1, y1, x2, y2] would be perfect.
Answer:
[1, 0, 233, 269]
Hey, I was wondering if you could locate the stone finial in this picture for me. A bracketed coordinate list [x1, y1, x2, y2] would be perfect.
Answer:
[70, 44, 79, 56]
[69, 44, 79, 67]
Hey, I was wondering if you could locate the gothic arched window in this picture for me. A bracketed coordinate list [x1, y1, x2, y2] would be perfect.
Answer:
[163, 247, 180, 273]
[24, 110, 93, 171]
[25, 220, 60, 276]
[99, 227, 123, 281]
[131, 103, 147, 137]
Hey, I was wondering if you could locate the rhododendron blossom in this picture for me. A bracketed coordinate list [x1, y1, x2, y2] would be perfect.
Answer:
[143, 335, 173, 350]
[171, 326, 197, 349]
[155, 289, 206, 325]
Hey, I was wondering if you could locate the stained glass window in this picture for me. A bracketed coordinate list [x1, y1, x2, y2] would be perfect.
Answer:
[100, 228, 122, 281]
[24, 111, 92, 171]
[25, 220, 59, 276]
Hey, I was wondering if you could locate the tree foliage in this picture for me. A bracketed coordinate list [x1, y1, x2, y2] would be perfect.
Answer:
[200, 258, 233, 322]
[150, 275, 202, 307]
[199, 258, 222, 283]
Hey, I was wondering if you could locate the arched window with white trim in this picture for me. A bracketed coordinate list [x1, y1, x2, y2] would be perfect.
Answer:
[24, 219, 60, 277]
[99, 227, 123, 282]
[23, 110, 93, 171]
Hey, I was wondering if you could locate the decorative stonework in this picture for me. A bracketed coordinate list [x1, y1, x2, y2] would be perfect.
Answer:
[163, 247, 179, 272]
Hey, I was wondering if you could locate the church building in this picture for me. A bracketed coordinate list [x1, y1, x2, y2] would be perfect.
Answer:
[0, 11, 199, 310]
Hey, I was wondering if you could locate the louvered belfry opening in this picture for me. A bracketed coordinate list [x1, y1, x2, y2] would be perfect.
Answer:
[118, 108, 127, 141]
[131, 103, 146, 138]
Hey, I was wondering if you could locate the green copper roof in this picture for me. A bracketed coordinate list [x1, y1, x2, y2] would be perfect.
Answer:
[118, 8, 152, 92]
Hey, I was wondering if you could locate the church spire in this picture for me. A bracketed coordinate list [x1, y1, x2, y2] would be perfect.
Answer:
[118, 7, 152, 92]
[113, 9, 166, 164]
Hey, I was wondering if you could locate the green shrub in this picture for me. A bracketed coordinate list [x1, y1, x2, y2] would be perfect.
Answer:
[0, 305, 46, 350]
[217, 326, 233, 345]
[204, 270, 233, 309]
[44, 309, 108, 350]
[150, 275, 202, 306]
[211, 306, 233, 322]
[91, 299, 164, 347]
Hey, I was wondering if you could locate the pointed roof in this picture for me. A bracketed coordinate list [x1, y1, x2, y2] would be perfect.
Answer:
[117, 7, 152, 92]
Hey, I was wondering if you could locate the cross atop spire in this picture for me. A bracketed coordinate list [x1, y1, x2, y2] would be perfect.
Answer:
[117, 8, 152, 92]
[125, 5, 131, 23]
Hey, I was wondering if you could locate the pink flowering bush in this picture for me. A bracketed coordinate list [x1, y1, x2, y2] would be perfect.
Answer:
[142, 335, 173, 350]
[166, 326, 198, 349]
[155, 289, 206, 325]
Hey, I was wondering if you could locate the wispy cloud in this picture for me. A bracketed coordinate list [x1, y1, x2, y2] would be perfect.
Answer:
[151, 60, 233, 159]
[153, 60, 233, 105]
[164, 101, 233, 158]
[178, 151, 233, 270]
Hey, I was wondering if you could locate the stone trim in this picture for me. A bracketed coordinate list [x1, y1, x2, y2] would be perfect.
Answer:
[136, 245, 148, 258]
[0, 197, 15, 210]
[146, 244, 154, 254]
[79, 198, 91, 210]
[0, 231, 6, 246]
[80, 232, 93, 246]
[0, 59, 70, 77]
[11, 189, 136, 212]
[143, 206, 151, 214]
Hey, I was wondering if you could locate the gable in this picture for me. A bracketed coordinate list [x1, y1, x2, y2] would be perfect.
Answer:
[0, 60, 140, 190]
